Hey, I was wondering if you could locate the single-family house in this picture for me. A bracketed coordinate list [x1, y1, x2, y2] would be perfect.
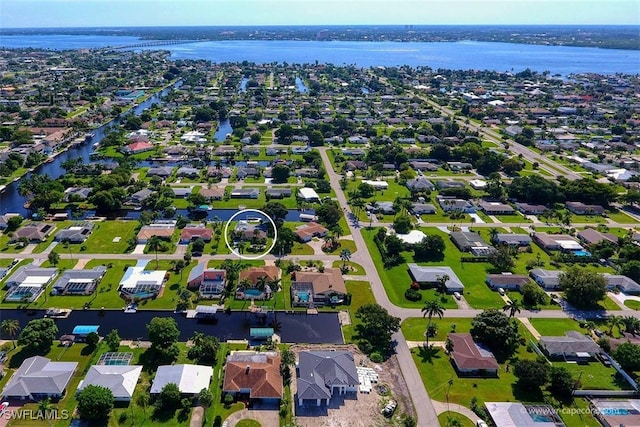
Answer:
[405, 177, 435, 191]
[54, 222, 94, 243]
[146, 166, 174, 177]
[603, 274, 640, 294]
[172, 187, 193, 198]
[296, 351, 359, 406]
[230, 188, 260, 199]
[533, 232, 584, 253]
[223, 351, 283, 402]
[180, 225, 213, 243]
[294, 222, 329, 242]
[298, 187, 320, 202]
[435, 180, 466, 190]
[407, 264, 464, 294]
[77, 365, 142, 402]
[530, 268, 562, 290]
[485, 402, 564, 427]
[128, 189, 153, 205]
[448, 333, 499, 377]
[118, 267, 166, 298]
[121, 141, 153, 154]
[12, 222, 55, 242]
[2, 356, 78, 400]
[493, 233, 532, 247]
[515, 202, 547, 215]
[176, 167, 200, 177]
[539, 331, 601, 360]
[237, 167, 260, 179]
[577, 228, 618, 246]
[238, 266, 279, 287]
[199, 187, 226, 200]
[450, 231, 495, 255]
[486, 274, 531, 291]
[4, 265, 57, 302]
[565, 201, 606, 215]
[63, 187, 92, 201]
[52, 266, 106, 296]
[291, 269, 347, 307]
[367, 201, 395, 215]
[437, 196, 475, 213]
[187, 263, 226, 296]
[265, 188, 292, 199]
[136, 226, 175, 244]
[478, 201, 515, 215]
[410, 203, 437, 215]
[150, 364, 213, 395]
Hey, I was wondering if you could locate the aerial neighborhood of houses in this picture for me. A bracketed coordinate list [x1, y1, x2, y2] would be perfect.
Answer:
[0, 40, 639, 427]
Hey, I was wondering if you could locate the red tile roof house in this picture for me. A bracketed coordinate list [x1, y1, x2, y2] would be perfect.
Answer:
[448, 333, 499, 377]
[180, 225, 213, 244]
[222, 351, 283, 404]
[121, 141, 154, 154]
[294, 222, 329, 242]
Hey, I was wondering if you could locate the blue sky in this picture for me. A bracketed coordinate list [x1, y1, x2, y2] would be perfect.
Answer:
[1, 0, 638, 28]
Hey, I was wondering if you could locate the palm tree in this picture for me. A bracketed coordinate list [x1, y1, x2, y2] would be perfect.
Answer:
[339, 248, 352, 269]
[1, 319, 20, 348]
[435, 274, 449, 294]
[147, 235, 162, 269]
[37, 398, 55, 427]
[368, 199, 378, 227]
[350, 197, 365, 218]
[256, 275, 268, 291]
[621, 316, 640, 335]
[608, 315, 624, 336]
[421, 299, 445, 348]
[489, 227, 499, 244]
[502, 299, 521, 318]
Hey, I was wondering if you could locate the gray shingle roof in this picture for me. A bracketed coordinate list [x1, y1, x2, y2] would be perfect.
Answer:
[2, 356, 77, 398]
[296, 351, 359, 401]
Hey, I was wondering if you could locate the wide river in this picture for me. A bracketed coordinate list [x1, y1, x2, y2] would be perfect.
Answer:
[1, 35, 638, 75]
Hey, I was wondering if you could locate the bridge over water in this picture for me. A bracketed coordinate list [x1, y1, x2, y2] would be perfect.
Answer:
[99, 39, 199, 50]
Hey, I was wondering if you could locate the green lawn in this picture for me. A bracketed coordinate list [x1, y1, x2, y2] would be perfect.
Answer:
[361, 229, 461, 308]
[288, 241, 315, 255]
[342, 280, 377, 344]
[529, 318, 586, 336]
[331, 260, 365, 275]
[401, 317, 473, 342]
[624, 299, 640, 310]
[553, 361, 633, 390]
[63, 221, 140, 254]
[438, 412, 475, 427]
[323, 239, 357, 255]
[7, 342, 103, 427]
[606, 209, 639, 224]
[493, 214, 531, 224]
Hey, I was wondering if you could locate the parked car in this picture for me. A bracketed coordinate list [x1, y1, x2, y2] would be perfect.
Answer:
[498, 287, 505, 296]
[453, 292, 461, 300]
[476, 420, 488, 427]
[0, 402, 9, 416]
[381, 400, 397, 417]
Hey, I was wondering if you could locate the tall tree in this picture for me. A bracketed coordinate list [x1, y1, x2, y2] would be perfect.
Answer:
[147, 235, 162, 269]
[421, 299, 445, 347]
[559, 266, 607, 309]
[1, 319, 20, 348]
[502, 299, 521, 318]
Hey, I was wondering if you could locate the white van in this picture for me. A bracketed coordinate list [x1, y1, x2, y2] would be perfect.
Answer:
[453, 292, 462, 300]
[498, 287, 505, 296]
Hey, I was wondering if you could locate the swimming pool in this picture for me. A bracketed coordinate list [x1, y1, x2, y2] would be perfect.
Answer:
[531, 414, 554, 422]
[297, 291, 310, 302]
[573, 250, 592, 257]
[244, 288, 263, 297]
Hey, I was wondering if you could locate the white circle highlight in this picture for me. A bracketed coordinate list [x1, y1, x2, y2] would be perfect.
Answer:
[223, 208, 278, 260]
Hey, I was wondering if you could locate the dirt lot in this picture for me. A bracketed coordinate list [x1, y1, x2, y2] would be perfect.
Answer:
[289, 344, 415, 427]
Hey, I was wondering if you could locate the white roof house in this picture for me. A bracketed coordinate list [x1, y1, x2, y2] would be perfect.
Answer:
[77, 365, 143, 401]
[150, 364, 213, 395]
[486, 402, 560, 427]
[396, 230, 427, 245]
[298, 187, 320, 201]
[362, 180, 389, 190]
[118, 267, 166, 296]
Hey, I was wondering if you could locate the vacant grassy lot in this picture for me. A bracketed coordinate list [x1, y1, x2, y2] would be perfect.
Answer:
[553, 361, 633, 391]
[64, 221, 140, 254]
[401, 317, 474, 342]
[342, 280, 377, 344]
[529, 318, 586, 336]
[331, 260, 365, 275]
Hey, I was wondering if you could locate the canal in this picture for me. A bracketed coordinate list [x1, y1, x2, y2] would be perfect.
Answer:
[0, 308, 344, 344]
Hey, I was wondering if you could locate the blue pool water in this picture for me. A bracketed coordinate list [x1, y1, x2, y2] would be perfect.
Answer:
[298, 291, 310, 302]
[244, 288, 263, 297]
[531, 414, 554, 422]
[573, 250, 592, 257]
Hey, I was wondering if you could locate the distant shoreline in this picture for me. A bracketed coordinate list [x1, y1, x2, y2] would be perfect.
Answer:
[1, 24, 638, 50]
